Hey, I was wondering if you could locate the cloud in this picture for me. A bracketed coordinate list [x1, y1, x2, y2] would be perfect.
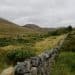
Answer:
[0, 0, 75, 27]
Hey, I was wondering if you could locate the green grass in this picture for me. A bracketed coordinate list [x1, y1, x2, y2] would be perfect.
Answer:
[51, 31, 75, 75]
[34, 35, 65, 54]
[51, 52, 75, 75]
[0, 34, 64, 73]
[62, 31, 75, 52]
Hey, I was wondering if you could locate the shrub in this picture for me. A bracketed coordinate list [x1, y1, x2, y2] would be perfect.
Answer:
[47, 30, 59, 36]
[61, 32, 75, 52]
[67, 25, 72, 32]
[6, 47, 36, 65]
[0, 38, 11, 47]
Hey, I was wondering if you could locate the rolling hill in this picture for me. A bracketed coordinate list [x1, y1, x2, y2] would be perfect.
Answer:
[0, 18, 41, 38]
[23, 24, 55, 32]
[23, 24, 40, 29]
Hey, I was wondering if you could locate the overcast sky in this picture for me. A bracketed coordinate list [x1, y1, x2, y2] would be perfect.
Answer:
[0, 0, 75, 27]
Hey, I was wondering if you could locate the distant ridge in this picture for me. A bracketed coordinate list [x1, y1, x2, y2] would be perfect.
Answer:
[23, 24, 40, 29]
[23, 24, 55, 32]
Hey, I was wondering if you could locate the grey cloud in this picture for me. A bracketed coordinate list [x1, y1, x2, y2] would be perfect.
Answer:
[0, 0, 75, 27]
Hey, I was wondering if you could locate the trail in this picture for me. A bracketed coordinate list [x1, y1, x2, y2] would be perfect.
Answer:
[0, 67, 14, 75]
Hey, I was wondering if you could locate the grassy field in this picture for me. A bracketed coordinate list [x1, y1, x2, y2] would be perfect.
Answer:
[51, 52, 75, 75]
[34, 35, 65, 54]
[0, 34, 64, 73]
[51, 31, 75, 75]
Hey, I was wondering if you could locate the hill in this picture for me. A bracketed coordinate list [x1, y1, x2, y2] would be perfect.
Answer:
[23, 24, 55, 32]
[0, 18, 41, 38]
[23, 24, 40, 29]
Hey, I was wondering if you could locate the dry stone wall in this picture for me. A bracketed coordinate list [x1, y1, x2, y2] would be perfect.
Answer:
[14, 34, 68, 75]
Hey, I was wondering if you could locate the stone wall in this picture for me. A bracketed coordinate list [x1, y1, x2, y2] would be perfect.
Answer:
[14, 34, 68, 75]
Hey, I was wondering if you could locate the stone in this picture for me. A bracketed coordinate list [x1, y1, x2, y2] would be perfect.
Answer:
[31, 57, 41, 67]
[15, 60, 31, 75]
[31, 67, 37, 75]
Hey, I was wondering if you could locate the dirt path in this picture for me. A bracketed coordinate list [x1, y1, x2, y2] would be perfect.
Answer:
[0, 67, 14, 75]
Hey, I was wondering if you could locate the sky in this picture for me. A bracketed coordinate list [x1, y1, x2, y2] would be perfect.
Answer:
[0, 0, 75, 27]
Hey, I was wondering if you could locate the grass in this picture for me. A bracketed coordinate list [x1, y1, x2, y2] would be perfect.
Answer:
[0, 18, 74, 74]
[51, 52, 75, 75]
[50, 31, 75, 75]
[62, 31, 75, 52]
[0, 34, 65, 73]
[34, 35, 65, 54]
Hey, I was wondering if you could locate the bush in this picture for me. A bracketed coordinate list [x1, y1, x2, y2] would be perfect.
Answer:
[6, 47, 36, 65]
[47, 26, 73, 37]
[0, 38, 11, 47]
[61, 32, 75, 52]
[47, 30, 59, 36]
[67, 25, 72, 32]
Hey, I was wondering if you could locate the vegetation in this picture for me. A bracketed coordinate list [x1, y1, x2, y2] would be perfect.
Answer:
[51, 52, 75, 75]
[62, 31, 75, 52]
[51, 30, 75, 75]
[6, 47, 36, 65]
[67, 25, 72, 32]
[0, 18, 74, 74]
[0, 18, 65, 73]
[47, 25, 72, 36]
[34, 35, 65, 54]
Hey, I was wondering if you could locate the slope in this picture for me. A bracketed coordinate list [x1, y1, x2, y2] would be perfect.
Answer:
[0, 18, 39, 38]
